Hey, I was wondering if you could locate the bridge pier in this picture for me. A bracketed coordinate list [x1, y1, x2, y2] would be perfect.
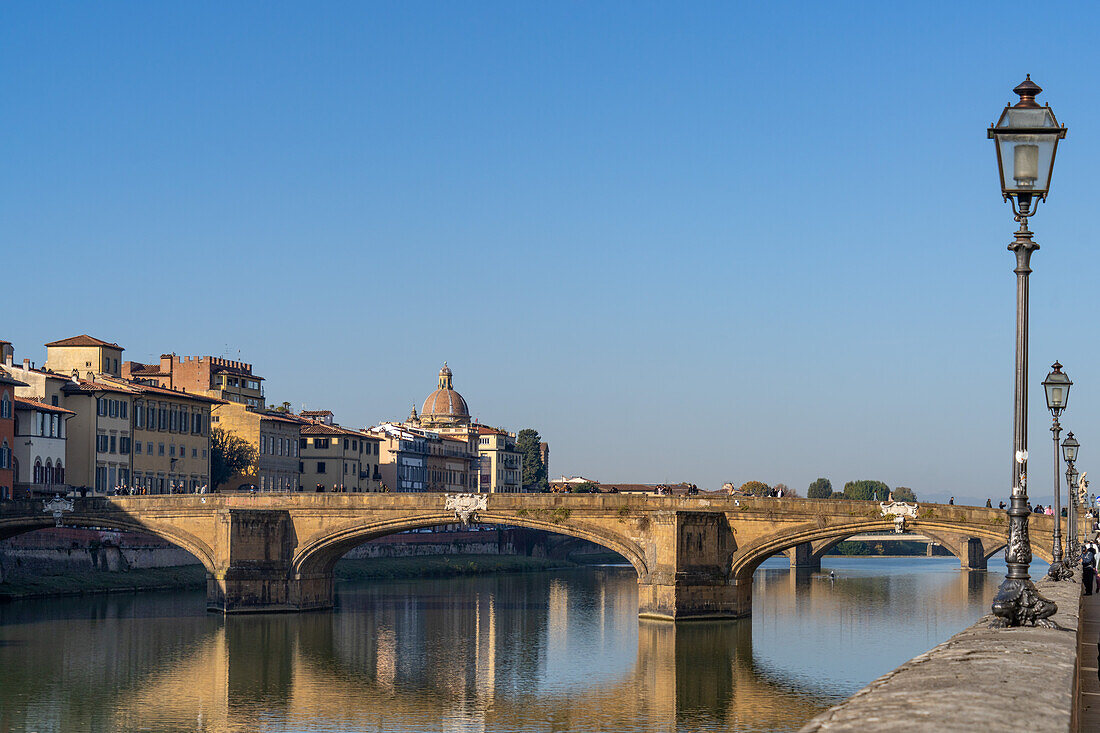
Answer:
[206, 509, 334, 614]
[636, 511, 746, 620]
[786, 542, 821, 571]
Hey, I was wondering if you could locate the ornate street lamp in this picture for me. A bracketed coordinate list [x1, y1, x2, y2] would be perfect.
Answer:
[1063, 433, 1080, 561]
[1042, 362, 1072, 579]
[990, 77, 1067, 628]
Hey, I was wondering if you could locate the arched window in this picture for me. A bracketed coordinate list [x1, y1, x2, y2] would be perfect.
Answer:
[0, 440, 9, 470]
[56, 460, 64, 485]
[0, 391, 10, 419]
[45, 459, 53, 485]
[33, 458, 43, 484]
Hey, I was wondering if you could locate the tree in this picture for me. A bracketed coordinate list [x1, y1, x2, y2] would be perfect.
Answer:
[211, 427, 257, 489]
[830, 491, 846, 499]
[843, 480, 890, 501]
[571, 481, 600, 493]
[739, 481, 772, 496]
[893, 486, 918, 502]
[516, 428, 549, 492]
[807, 477, 832, 499]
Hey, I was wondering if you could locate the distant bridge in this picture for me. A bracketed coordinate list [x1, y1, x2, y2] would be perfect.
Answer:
[0, 494, 1060, 620]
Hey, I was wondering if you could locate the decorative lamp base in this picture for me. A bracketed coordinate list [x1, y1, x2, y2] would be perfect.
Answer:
[990, 578, 1062, 628]
[1045, 560, 1073, 582]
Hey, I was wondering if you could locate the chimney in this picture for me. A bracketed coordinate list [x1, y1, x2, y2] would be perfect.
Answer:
[23, 358, 30, 370]
[4, 353, 12, 367]
[160, 354, 174, 373]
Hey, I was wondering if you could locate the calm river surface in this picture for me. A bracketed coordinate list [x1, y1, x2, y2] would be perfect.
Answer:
[0, 556, 1036, 733]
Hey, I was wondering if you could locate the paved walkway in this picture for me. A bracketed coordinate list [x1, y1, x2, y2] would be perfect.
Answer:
[1079, 586, 1100, 730]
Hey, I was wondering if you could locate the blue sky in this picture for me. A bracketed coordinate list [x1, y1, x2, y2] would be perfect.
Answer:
[4, 2, 1100, 504]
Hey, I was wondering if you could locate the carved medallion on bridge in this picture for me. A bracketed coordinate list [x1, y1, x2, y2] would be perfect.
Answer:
[445, 493, 488, 525]
[879, 501, 918, 533]
[43, 494, 75, 527]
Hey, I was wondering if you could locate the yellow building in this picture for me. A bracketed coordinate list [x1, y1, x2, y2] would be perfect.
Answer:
[44, 334, 124, 379]
[299, 422, 381, 492]
[127, 382, 222, 494]
[475, 426, 523, 493]
[210, 402, 302, 491]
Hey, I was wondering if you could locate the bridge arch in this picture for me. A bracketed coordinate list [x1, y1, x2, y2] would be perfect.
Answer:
[0, 512, 218, 575]
[291, 511, 650, 580]
[731, 518, 1053, 584]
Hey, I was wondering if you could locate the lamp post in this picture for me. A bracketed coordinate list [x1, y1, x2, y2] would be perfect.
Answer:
[989, 76, 1067, 628]
[1062, 432, 1079, 562]
[1042, 362, 1072, 579]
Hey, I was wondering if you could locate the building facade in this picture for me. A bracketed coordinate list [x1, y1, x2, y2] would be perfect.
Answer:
[129, 383, 219, 494]
[476, 426, 523, 493]
[59, 379, 134, 493]
[372, 423, 430, 492]
[43, 334, 124, 379]
[299, 423, 381, 492]
[12, 397, 73, 498]
[124, 354, 265, 408]
[0, 370, 27, 500]
[210, 402, 301, 491]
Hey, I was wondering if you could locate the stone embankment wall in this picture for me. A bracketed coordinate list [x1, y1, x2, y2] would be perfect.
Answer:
[799, 575, 1082, 733]
[0, 527, 574, 582]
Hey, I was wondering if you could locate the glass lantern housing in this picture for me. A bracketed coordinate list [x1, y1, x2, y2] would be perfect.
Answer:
[1062, 432, 1080, 463]
[1042, 362, 1072, 415]
[988, 76, 1066, 203]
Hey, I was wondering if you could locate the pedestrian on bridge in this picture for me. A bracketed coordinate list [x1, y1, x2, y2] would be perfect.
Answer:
[1083, 547, 1096, 596]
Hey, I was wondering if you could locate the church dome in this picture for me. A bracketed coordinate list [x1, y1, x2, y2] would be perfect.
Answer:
[421, 363, 470, 425]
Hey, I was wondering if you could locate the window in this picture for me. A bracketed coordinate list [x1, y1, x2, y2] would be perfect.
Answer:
[147, 442, 153, 454]
[317, 461, 326, 473]
[353, 440, 359, 452]
[299, 438, 307, 450]
[109, 435, 117, 454]
[135, 401, 144, 428]
[109, 399, 118, 418]
[0, 440, 8, 469]
[158, 406, 167, 430]
[169, 445, 176, 457]
[299, 461, 304, 472]
[170, 409, 178, 432]
[120, 436, 131, 454]
[147, 405, 155, 429]
[51, 414, 59, 437]
[97, 398, 108, 416]
[120, 401, 127, 419]
[0, 392, 9, 419]
[315, 438, 329, 450]
[158, 443, 165, 456]
[191, 448, 198, 458]
[202, 449, 207, 458]
[135, 442, 143, 454]
[96, 434, 109, 453]
[51, 395, 58, 407]
[343, 439, 349, 450]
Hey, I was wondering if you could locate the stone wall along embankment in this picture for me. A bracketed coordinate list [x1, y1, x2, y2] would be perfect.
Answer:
[799, 575, 1083, 733]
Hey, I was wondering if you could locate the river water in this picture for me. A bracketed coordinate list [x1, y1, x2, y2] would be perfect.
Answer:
[0, 556, 1036, 732]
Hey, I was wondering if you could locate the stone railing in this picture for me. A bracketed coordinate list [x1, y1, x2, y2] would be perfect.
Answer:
[799, 575, 1083, 732]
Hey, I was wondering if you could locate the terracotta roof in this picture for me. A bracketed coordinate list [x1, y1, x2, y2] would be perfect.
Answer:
[301, 410, 334, 417]
[300, 423, 363, 437]
[210, 365, 263, 379]
[62, 380, 137, 396]
[45, 335, 124, 349]
[475, 425, 510, 436]
[127, 382, 226, 404]
[6, 366, 75, 382]
[126, 362, 165, 376]
[13, 397, 75, 415]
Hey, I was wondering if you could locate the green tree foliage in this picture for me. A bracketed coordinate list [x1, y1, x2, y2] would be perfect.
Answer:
[843, 480, 890, 501]
[739, 481, 771, 496]
[807, 477, 833, 499]
[835, 540, 869, 555]
[211, 427, 257, 488]
[830, 491, 846, 499]
[516, 428, 549, 492]
[892, 486, 918, 502]
[571, 481, 600, 493]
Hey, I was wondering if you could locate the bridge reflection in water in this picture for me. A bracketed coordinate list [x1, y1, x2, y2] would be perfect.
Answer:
[0, 561, 1010, 732]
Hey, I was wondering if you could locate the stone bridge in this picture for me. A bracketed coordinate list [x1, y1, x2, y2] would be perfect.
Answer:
[0, 494, 1059, 619]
